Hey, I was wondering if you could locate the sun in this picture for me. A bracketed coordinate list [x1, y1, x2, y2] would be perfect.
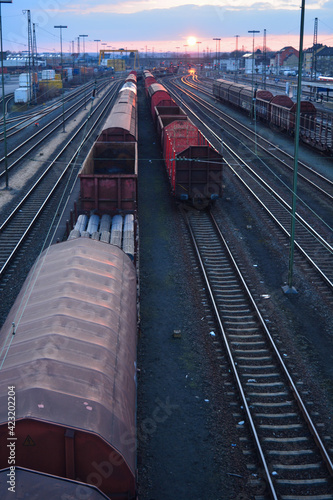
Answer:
[187, 36, 197, 46]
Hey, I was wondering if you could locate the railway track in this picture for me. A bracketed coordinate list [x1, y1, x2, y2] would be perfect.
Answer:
[0, 81, 120, 283]
[184, 208, 333, 500]
[164, 79, 333, 293]
[0, 80, 99, 141]
[0, 80, 113, 183]
[172, 76, 333, 208]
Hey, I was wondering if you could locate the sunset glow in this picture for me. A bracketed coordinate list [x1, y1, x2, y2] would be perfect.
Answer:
[187, 37, 197, 46]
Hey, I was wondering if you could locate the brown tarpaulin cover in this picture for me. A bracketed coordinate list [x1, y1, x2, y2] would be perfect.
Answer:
[0, 239, 137, 476]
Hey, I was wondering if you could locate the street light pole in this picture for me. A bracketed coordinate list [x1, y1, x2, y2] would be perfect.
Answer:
[54, 25, 67, 133]
[248, 30, 260, 92]
[94, 39, 100, 64]
[234, 34, 239, 82]
[196, 41, 201, 68]
[0, 0, 12, 189]
[79, 34, 88, 109]
[283, 0, 306, 294]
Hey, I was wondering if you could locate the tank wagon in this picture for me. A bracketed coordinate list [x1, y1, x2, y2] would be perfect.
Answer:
[144, 73, 223, 207]
[79, 78, 138, 213]
[212, 79, 332, 154]
[0, 238, 138, 499]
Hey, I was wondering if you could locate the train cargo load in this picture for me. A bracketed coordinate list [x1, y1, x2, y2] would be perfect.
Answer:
[0, 238, 138, 500]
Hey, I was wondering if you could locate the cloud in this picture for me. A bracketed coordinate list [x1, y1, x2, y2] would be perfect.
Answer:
[3, 1, 333, 52]
[52, 0, 332, 15]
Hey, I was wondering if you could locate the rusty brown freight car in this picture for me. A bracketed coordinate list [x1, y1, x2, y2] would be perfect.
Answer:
[0, 239, 138, 499]
[79, 80, 138, 213]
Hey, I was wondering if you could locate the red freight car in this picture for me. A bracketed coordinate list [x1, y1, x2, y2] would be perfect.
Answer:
[162, 118, 223, 206]
[255, 89, 274, 121]
[155, 104, 187, 142]
[143, 70, 156, 95]
[289, 101, 317, 132]
[0, 239, 138, 500]
[147, 82, 177, 122]
[212, 79, 234, 103]
[269, 94, 294, 130]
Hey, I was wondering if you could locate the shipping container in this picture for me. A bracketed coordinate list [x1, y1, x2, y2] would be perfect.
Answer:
[41, 69, 56, 80]
[19, 72, 32, 87]
[14, 86, 31, 103]
[39, 80, 62, 91]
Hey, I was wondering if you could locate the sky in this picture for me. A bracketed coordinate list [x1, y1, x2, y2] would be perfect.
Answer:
[1, 0, 333, 56]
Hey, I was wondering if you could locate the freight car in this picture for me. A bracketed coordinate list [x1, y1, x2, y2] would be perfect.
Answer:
[0, 238, 138, 500]
[147, 82, 178, 122]
[143, 70, 156, 94]
[144, 74, 223, 207]
[212, 79, 331, 153]
[0, 73, 140, 499]
[0, 468, 110, 499]
[79, 77, 138, 214]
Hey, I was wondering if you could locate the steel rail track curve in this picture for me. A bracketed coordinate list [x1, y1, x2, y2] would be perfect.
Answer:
[164, 80, 333, 292]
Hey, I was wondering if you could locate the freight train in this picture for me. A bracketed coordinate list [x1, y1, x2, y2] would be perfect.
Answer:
[212, 79, 333, 154]
[0, 73, 139, 500]
[144, 70, 223, 208]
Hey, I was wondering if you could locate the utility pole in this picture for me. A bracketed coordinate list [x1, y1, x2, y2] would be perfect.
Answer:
[23, 10, 32, 104]
[311, 17, 318, 81]
[0, 0, 11, 189]
[213, 38, 221, 71]
[54, 25, 68, 132]
[32, 22, 37, 103]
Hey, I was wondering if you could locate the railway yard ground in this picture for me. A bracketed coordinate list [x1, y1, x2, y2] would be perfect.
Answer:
[136, 83, 333, 498]
[0, 76, 332, 499]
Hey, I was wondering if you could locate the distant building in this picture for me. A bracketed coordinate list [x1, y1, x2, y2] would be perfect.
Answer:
[316, 46, 333, 76]
[304, 44, 323, 76]
[270, 46, 299, 74]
